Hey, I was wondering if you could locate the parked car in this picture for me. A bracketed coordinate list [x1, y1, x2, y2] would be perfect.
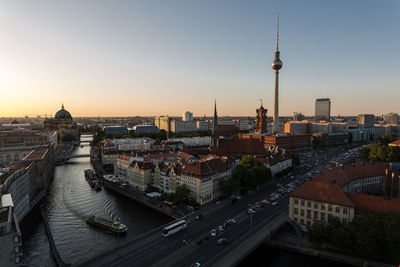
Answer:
[211, 229, 217, 237]
[247, 208, 256, 214]
[218, 225, 224, 231]
[271, 201, 278, 206]
[191, 263, 201, 267]
[217, 238, 227, 245]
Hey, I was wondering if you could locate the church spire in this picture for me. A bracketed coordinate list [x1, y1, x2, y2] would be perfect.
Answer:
[212, 99, 218, 136]
[211, 99, 219, 151]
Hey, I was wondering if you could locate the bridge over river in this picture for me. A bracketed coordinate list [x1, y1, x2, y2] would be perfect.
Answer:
[79, 189, 289, 267]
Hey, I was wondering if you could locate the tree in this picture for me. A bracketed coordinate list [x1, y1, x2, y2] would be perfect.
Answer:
[174, 184, 191, 203]
[379, 134, 396, 145]
[232, 155, 272, 191]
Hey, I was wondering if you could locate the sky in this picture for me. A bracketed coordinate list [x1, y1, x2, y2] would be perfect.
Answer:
[0, 0, 399, 117]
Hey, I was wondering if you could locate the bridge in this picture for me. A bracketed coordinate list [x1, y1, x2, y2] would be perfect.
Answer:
[78, 183, 289, 267]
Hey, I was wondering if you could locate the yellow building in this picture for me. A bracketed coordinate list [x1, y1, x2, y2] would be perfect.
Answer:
[289, 180, 356, 226]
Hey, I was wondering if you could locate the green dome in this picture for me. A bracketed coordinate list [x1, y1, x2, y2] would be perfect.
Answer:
[55, 104, 72, 120]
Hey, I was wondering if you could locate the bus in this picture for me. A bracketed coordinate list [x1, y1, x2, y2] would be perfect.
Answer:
[162, 220, 187, 237]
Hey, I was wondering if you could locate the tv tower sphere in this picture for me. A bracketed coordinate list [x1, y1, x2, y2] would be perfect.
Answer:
[271, 53, 283, 70]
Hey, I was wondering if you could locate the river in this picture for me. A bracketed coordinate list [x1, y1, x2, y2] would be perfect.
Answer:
[20, 135, 171, 266]
[20, 135, 343, 266]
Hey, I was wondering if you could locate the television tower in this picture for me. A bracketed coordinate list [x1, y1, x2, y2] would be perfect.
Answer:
[271, 13, 283, 134]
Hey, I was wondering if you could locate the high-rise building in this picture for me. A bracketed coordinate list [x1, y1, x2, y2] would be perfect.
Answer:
[271, 14, 283, 133]
[385, 112, 398, 125]
[315, 98, 331, 122]
[255, 104, 268, 134]
[358, 114, 375, 128]
[182, 111, 193, 122]
[154, 116, 171, 132]
[293, 112, 305, 121]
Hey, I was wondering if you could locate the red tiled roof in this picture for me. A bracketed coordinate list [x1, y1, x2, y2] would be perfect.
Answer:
[215, 138, 268, 156]
[346, 193, 400, 214]
[182, 158, 228, 179]
[290, 180, 356, 207]
[178, 151, 195, 161]
[389, 139, 400, 146]
[313, 162, 389, 187]
[131, 160, 154, 170]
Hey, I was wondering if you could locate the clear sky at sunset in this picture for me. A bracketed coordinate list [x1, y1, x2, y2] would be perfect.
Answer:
[0, 0, 399, 117]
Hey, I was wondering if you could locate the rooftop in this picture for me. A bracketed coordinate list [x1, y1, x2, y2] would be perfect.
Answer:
[290, 180, 356, 207]
[346, 193, 400, 214]
[313, 162, 389, 187]
[23, 147, 48, 161]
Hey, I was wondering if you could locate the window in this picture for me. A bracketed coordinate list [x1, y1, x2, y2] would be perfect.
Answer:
[314, 211, 318, 220]
[301, 210, 304, 216]
[335, 207, 340, 213]
[14, 246, 20, 253]
[321, 204, 325, 210]
[343, 207, 348, 214]
[300, 219, 304, 224]
[314, 203, 318, 209]
[328, 205, 332, 212]
[307, 210, 311, 219]
[320, 212, 325, 222]
[307, 201, 311, 208]
[294, 199, 299, 205]
[301, 200, 305, 206]
[294, 208, 298, 215]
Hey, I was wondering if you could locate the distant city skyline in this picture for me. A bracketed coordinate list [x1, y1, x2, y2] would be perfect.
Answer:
[1, 0, 399, 117]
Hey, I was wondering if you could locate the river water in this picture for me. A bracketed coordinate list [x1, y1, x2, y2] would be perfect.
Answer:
[20, 136, 171, 266]
[20, 135, 343, 266]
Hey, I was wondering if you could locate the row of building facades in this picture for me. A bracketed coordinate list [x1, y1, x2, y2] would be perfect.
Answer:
[100, 136, 293, 205]
[0, 105, 75, 266]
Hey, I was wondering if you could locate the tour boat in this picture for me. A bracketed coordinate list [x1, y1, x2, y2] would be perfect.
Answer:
[86, 216, 127, 234]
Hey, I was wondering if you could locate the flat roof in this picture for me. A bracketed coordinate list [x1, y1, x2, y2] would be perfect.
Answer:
[23, 147, 48, 161]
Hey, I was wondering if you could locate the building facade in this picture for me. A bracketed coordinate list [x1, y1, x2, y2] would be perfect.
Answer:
[315, 98, 331, 122]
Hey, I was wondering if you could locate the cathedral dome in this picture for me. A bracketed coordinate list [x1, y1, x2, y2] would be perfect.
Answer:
[55, 104, 72, 120]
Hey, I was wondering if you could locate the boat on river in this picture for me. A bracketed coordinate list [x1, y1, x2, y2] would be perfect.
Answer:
[86, 216, 127, 234]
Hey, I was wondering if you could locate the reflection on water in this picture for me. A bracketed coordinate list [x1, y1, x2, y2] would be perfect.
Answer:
[21, 136, 171, 266]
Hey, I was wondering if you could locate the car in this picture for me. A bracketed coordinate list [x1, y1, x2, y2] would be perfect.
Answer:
[271, 201, 278, 206]
[218, 225, 224, 231]
[231, 218, 236, 224]
[211, 229, 216, 237]
[217, 238, 227, 245]
[190, 263, 201, 267]
[247, 208, 256, 214]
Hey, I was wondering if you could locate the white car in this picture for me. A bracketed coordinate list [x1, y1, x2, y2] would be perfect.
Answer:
[211, 229, 216, 237]
[271, 201, 278, 206]
[218, 225, 224, 231]
[231, 218, 236, 224]
[247, 208, 256, 214]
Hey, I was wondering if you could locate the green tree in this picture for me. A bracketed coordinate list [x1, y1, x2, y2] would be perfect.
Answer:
[232, 155, 272, 191]
[174, 184, 191, 203]
[379, 134, 396, 145]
